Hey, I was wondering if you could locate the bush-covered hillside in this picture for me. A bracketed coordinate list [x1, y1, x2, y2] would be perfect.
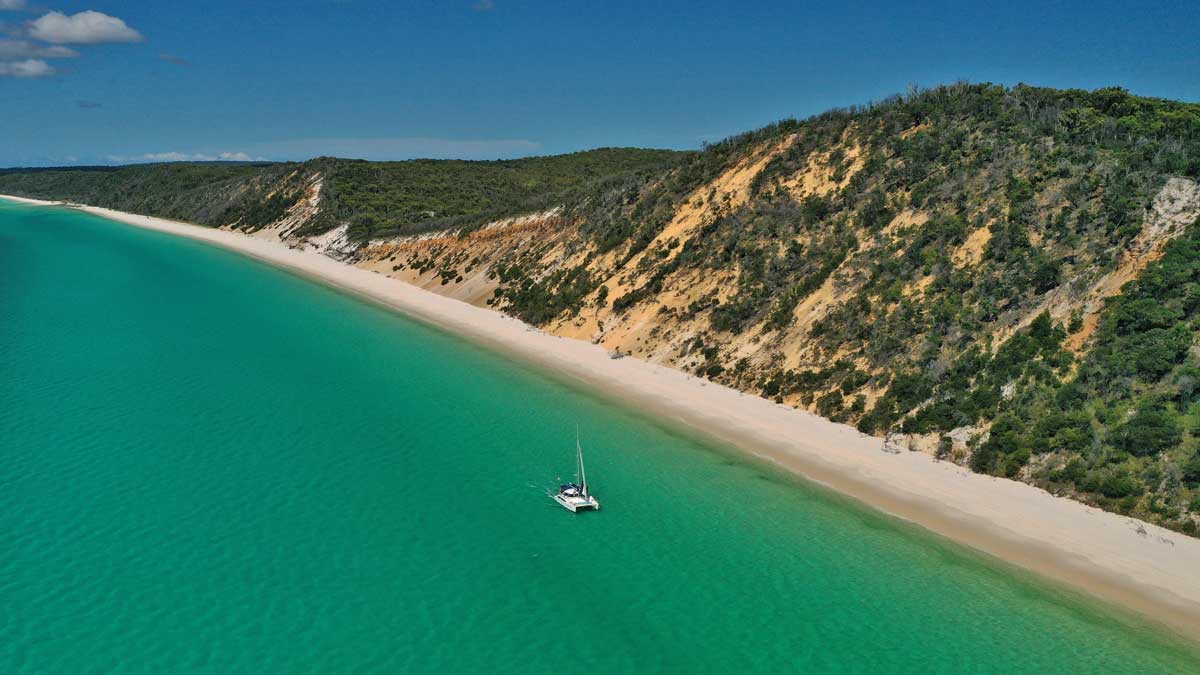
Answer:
[0, 162, 296, 226]
[311, 148, 685, 239]
[475, 83, 1200, 535]
[6, 82, 1200, 535]
[0, 148, 686, 239]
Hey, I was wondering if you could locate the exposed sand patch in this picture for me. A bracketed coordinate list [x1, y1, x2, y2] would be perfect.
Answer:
[353, 208, 566, 305]
[570, 134, 799, 342]
[778, 130, 865, 200]
[905, 273, 936, 298]
[953, 224, 992, 267]
[770, 210, 929, 368]
[302, 223, 357, 258]
[220, 172, 324, 243]
[597, 267, 738, 361]
[882, 208, 930, 237]
[899, 122, 932, 139]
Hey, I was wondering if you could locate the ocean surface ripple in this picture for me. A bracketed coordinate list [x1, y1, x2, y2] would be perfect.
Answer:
[2, 202, 1199, 673]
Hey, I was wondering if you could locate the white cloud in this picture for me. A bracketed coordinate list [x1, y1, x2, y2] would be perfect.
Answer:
[100, 138, 544, 165]
[0, 58, 54, 77]
[106, 151, 265, 164]
[0, 0, 27, 10]
[139, 152, 199, 162]
[0, 39, 78, 59]
[244, 136, 542, 161]
[29, 10, 143, 44]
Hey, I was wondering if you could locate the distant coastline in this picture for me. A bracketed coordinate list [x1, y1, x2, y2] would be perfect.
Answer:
[7, 192, 1200, 643]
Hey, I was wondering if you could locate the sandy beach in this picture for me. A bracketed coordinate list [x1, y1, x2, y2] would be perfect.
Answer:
[7, 193, 1200, 642]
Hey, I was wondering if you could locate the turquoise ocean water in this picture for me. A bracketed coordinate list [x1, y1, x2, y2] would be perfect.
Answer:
[2, 200, 1199, 673]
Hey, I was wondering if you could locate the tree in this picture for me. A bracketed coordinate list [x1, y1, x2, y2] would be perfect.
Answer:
[1098, 471, 1141, 499]
[1183, 452, 1200, 487]
[1050, 458, 1087, 484]
[1111, 402, 1181, 457]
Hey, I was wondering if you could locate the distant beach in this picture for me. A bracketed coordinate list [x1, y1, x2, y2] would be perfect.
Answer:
[7, 192, 1200, 643]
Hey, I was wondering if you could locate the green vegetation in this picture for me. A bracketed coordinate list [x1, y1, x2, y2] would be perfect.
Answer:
[6, 82, 1200, 534]
[0, 148, 686, 240]
[977, 223, 1200, 530]
[497, 83, 1200, 533]
[0, 162, 296, 227]
[490, 259, 597, 325]
[315, 149, 683, 239]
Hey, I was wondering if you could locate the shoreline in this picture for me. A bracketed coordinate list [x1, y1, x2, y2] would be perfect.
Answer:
[7, 193, 1200, 643]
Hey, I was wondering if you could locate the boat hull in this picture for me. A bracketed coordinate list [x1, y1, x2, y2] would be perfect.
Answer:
[553, 493, 600, 512]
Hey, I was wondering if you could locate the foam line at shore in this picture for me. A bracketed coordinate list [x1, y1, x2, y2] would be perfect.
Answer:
[6, 193, 1200, 642]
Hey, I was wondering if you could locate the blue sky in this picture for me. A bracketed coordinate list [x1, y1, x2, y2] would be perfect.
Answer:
[2, 0, 1198, 166]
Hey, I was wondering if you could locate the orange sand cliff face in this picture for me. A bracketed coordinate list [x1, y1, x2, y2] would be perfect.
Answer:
[238, 133, 1200, 462]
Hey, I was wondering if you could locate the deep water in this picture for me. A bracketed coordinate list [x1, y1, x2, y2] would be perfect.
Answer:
[2, 201, 1198, 673]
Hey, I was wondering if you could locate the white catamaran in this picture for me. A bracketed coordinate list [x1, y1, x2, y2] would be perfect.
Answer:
[553, 431, 600, 512]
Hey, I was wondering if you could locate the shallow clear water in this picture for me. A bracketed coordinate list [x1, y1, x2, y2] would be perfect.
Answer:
[2, 201, 1198, 673]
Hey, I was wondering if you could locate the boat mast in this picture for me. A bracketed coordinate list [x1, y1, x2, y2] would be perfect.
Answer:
[576, 426, 588, 496]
